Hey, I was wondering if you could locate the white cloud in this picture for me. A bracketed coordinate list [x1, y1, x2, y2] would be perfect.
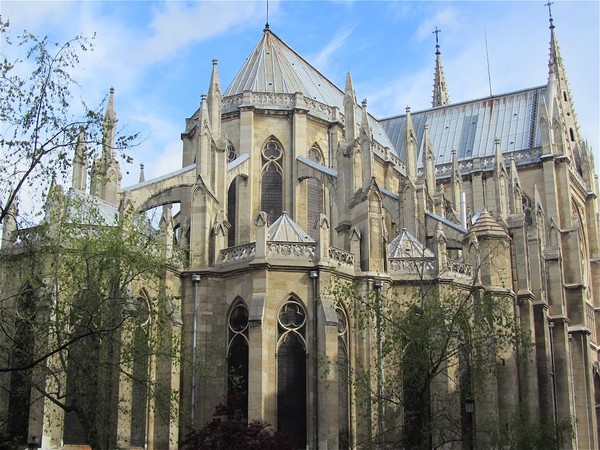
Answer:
[311, 27, 354, 72]
[138, 1, 265, 64]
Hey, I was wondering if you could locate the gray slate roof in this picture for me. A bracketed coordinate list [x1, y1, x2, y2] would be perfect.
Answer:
[380, 86, 545, 165]
[224, 29, 395, 153]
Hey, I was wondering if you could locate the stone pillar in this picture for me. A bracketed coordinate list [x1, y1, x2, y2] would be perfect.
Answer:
[238, 92, 255, 243]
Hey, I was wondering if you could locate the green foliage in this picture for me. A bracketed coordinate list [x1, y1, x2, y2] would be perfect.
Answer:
[490, 405, 574, 450]
[328, 274, 521, 449]
[0, 194, 181, 448]
[0, 16, 137, 224]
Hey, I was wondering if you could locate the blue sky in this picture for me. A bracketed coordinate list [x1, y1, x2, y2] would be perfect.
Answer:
[2, 0, 599, 189]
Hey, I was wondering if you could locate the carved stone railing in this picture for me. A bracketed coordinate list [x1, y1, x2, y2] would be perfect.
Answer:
[389, 257, 435, 275]
[219, 242, 256, 264]
[418, 147, 543, 178]
[329, 246, 354, 268]
[267, 241, 316, 259]
[446, 258, 474, 279]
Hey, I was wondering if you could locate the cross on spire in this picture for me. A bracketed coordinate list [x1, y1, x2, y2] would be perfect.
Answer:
[545, 2, 555, 29]
[433, 27, 442, 55]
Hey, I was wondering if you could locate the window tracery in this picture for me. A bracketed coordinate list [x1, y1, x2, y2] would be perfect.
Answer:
[261, 139, 284, 225]
[277, 299, 307, 448]
[227, 299, 249, 419]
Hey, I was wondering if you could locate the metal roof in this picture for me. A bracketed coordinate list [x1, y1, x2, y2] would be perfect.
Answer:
[379, 86, 545, 165]
[268, 211, 314, 242]
[224, 29, 395, 153]
[388, 228, 434, 258]
[62, 188, 120, 225]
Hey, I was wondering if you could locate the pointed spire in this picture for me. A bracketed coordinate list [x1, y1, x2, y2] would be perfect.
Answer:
[509, 156, 523, 214]
[405, 106, 418, 180]
[72, 130, 88, 191]
[344, 72, 358, 142]
[422, 124, 436, 195]
[360, 99, 371, 135]
[432, 27, 450, 108]
[493, 138, 508, 219]
[207, 58, 222, 138]
[139, 163, 145, 183]
[545, 3, 580, 141]
[103, 87, 116, 160]
[451, 149, 462, 219]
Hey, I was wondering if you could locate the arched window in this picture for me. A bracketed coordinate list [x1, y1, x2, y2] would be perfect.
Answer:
[307, 147, 324, 240]
[277, 299, 307, 448]
[227, 141, 238, 246]
[261, 139, 283, 225]
[7, 287, 36, 444]
[337, 307, 351, 449]
[228, 300, 249, 420]
[130, 294, 151, 447]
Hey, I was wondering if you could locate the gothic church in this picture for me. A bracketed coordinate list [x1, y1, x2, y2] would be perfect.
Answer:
[1, 9, 599, 450]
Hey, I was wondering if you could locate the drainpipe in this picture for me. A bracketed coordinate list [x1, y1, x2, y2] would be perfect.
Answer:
[191, 274, 201, 426]
[373, 279, 384, 446]
[310, 270, 319, 450]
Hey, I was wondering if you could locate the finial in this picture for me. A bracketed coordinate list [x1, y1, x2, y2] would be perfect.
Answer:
[212, 58, 218, 66]
[201, 94, 207, 102]
[545, 2, 555, 29]
[405, 105, 411, 114]
[433, 27, 442, 56]
[361, 99, 367, 108]
[264, 0, 270, 31]
[139, 163, 145, 183]
[109, 86, 115, 95]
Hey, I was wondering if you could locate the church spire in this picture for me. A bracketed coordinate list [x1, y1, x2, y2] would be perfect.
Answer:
[545, 2, 580, 143]
[432, 27, 450, 108]
[344, 72, 358, 143]
[207, 58, 222, 138]
[103, 87, 116, 160]
[71, 130, 88, 191]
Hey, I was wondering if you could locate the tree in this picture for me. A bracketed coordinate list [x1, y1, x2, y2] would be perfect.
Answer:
[329, 255, 570, 450]
[0, 17, 136, 225]
[0, 192, 182, 449]
[182, 395, 294, 450]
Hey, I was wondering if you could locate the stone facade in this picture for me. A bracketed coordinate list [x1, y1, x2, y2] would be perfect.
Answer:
[1, 15, 599, 450]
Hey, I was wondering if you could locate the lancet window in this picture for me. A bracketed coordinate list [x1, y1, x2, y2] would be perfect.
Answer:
[227, 299, 249, 420]
[226, 141, 238, 246]
[261, 139, 284, 225]
[130, 293, 151, 447]
[277, 299, 307, 448]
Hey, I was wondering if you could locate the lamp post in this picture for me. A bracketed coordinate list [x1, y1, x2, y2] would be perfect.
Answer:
[464, 398, 474, 450]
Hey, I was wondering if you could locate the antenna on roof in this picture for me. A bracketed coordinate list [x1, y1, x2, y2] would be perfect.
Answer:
[484, 25, 493, 97]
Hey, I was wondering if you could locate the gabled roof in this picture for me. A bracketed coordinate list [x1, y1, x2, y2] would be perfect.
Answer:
[268, 212, 314, 242]
[388, 228, 434, 258]
[380, 86, 545, 165]
[224, 28, 395, 152]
